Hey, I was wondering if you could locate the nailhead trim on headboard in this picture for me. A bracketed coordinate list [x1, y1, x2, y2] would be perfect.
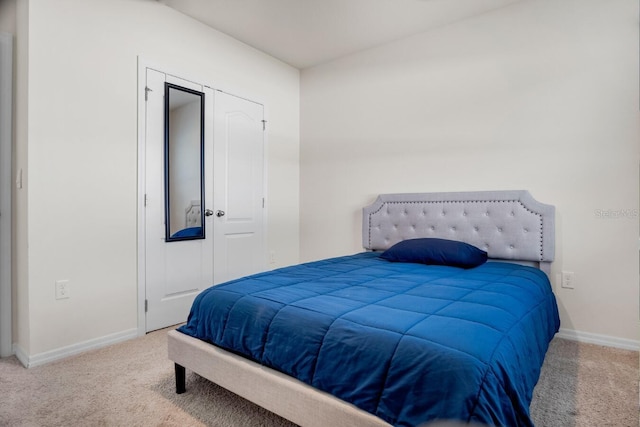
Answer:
[362, 191, 554, 264]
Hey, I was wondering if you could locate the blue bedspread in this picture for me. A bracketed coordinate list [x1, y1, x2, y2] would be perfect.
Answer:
[178, 252, 559, 427]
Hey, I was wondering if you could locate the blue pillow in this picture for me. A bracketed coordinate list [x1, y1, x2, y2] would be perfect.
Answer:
[380, 238, 487, 269]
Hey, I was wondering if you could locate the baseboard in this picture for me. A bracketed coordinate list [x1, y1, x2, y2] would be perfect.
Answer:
[13, 328, 138, 368]
[556, 328, 639, 351]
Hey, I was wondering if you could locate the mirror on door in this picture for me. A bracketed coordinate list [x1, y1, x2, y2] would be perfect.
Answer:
[164, 83, 205, 242]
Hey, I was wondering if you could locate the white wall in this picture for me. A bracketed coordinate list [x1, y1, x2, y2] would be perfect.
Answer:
[17, 0, 300, 360]
[300, 0, 639, 345]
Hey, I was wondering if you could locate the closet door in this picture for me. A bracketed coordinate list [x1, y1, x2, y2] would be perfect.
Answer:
[212, 90, 266, 284]
[143, 69, 214, 332]
[139, 67, 266, 332]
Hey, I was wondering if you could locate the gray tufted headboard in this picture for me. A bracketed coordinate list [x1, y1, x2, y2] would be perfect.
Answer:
[362, 190, 555, 274]
[185, 200, 202, 228]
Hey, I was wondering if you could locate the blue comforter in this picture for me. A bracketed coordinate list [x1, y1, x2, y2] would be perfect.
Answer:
[178, 252, 559, 426]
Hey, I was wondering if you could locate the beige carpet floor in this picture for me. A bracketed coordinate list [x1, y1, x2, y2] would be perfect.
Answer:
[0, 327, 637, 427]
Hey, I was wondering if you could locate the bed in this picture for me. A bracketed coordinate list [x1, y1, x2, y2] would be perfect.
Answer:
[169, 201, 203, 238]
[168, 190, 559, 427]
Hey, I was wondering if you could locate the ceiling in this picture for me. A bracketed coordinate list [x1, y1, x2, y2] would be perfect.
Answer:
[159, 0, 524, 69]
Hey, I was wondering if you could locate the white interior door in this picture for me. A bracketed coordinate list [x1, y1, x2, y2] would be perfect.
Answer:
[213, 91, 266, 284]
[144, 68, 214, 332]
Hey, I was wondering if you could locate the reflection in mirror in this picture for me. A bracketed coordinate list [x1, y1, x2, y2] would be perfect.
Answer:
[165, 83, 205, 242]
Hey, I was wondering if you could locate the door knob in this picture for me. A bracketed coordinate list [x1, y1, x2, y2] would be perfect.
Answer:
[216, 210, 226, 217]
[204, 209, 214, 216]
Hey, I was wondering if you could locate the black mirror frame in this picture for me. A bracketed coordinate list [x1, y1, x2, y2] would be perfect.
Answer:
[164, 82, 206, 242]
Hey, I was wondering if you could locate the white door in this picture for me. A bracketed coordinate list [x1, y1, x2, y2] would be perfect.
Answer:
[212, 91, 266, 284]
[144, 69, 214, 332]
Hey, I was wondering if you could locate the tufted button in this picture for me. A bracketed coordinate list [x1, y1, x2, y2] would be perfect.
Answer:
[509, 244, 515, 249]
[510, 211, 515, 217]
[473, 226, 479, 232]
[441, 211, 446, 216]
[523, 228, 529, 233]
[485, 211, 490, 217]
[450, 226, 456, 231]
[497, 227, 503, 232]
[429, 226, 435, 231]
[462, 211, 467, 217]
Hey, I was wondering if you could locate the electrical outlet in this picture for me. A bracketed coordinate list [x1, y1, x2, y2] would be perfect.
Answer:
[55, 280, 70, 299]
[561, 271, 575, 289]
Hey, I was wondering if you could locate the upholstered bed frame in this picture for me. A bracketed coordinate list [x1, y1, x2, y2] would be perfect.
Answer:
[167, 190, 555, 427]
[185, 200, 202, 228]
[362, 190, 554, 275]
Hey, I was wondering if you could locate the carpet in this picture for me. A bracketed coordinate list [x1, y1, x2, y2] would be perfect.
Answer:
[0, 327, 637, 426]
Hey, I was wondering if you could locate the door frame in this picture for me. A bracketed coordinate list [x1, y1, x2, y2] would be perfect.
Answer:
[136, 57, 269, 336]
[0, 32, 13, 356]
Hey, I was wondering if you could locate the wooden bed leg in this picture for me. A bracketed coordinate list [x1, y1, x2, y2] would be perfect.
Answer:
[175, 363, 186, 394]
